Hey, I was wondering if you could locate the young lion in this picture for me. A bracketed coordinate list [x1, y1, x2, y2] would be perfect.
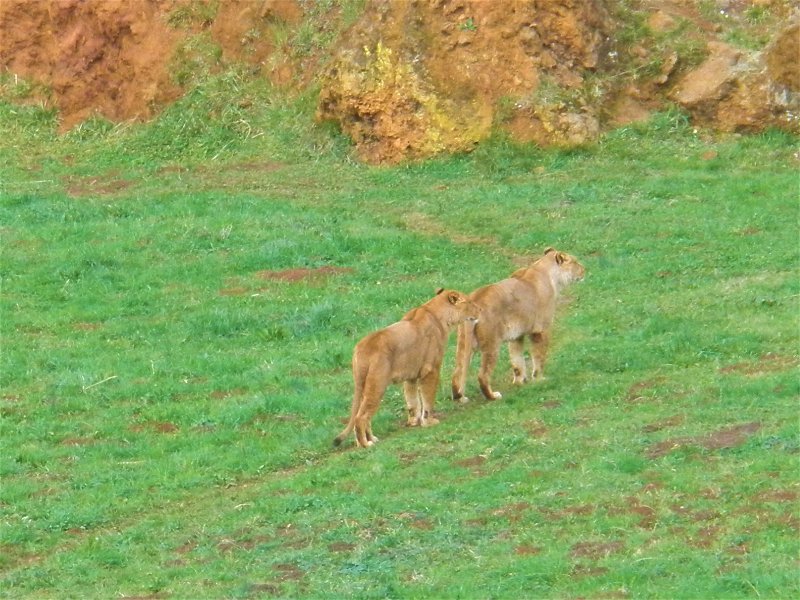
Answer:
[451, 248, 585, 403]
[334, 289, 479, 449]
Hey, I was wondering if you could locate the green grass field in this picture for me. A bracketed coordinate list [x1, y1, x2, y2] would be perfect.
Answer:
[1, 84, 798, 599]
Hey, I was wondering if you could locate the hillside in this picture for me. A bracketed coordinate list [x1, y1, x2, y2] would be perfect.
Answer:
[1, 0, 798, 163]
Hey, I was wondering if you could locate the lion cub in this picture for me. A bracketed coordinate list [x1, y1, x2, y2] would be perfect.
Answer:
[452, 248, 585, 403]
[334, 289, 479, 449]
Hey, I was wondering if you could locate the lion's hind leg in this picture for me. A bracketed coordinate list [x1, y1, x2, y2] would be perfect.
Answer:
[478, 340, 502, 401]
[509, 337, 528, 385]
[419, 370, 440, 427]
[451, 321, 476, 403]
[404, 380, 422, 427]
[354, 367, 389, 448]
[530, 331, 550, 381]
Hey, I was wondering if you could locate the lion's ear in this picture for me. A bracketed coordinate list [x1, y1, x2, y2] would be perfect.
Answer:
[447, 291, 461, 305]
[555, 252, 566, 265]
[435, 287, 445, 295]
[544, 247, 556, 256]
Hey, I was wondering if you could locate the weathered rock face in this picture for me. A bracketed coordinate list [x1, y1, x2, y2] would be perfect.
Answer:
[316, 0, 612, 164]
[0, 0, 183, 130]
[0, 0, 305, 131]
[671, 23, 800, 134]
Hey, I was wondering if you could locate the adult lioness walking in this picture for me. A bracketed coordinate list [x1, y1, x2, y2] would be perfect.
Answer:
[451, 248, 585, 403]
[335, 289, 479, 449]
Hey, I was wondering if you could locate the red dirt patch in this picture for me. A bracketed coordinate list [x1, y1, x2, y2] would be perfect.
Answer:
[328, 542, 355, 552]
[540, 504, 596, 522]
[273, 563, 304, 582]
[129, 421, 179, 434]
[571, 564, 610, 578]
[754, 489, 798, 503]
[571, 540, 625, 559]
[702, 422, 761, 450]
[642, 414, 684, 433]
[397, 512, 435, 530]
[690, 526, 721, 549]
[256, 266, 353, 282]
[608, 496, 657, 529]
[72, 322, 103, 331]
[738, 226, 762, 236]
[174, 541, 197, 555]
[218, 287, 250, 297]
[514, 544, 543, 556]
[525, 419, 548, 438]
[647, 422, 761, 458]
[398, 451, 421, 466]
[249, 583, 281, 595]
[491, 502, 531, 523]
[626, 377, 666, 403]
[62, 173, 133, 198]
[454, 455, 487, 469]
[719, 353, 799, 376]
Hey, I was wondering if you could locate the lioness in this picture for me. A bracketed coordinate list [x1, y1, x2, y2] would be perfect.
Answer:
[451, 248, 585, 402]
[334, 289, 479, 449]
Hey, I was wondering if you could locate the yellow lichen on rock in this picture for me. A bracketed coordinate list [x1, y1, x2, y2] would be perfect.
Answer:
[317, 38, 489, 164]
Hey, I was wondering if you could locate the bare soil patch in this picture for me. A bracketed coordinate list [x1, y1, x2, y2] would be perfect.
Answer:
[72, 322, 103, 331]
[491, 502, 531, 523]
[209, 388, 248, 400]
[454, 455, 487, 469]
[608, 496, 657, 529]
[62, 173, 133, 198]
[754, 488, 798, 503]
[540, 503, 596, 522]
[525, 419, 548, 438]
[273, 562, 305, 581]
[647, 422, 761, 458]
[571, 564, 610, 578]
[626, 376, 666, 403]
[256, 266, 353, 282]
[719, 353, 799, 376]
[129, 421, 179, 434]
[642, 414, 684, 433]
[514, 544, 543, 556]
[571, 540, 625, 559]
[328, 542, 355, 552]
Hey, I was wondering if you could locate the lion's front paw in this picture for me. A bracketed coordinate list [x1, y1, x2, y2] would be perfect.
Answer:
[421, 417, 440, 427]
[491, 391, 502, 400]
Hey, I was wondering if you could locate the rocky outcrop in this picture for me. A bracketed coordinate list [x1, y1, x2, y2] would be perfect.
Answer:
[316, 0, 612, 164]
[671, 22, 800, 134]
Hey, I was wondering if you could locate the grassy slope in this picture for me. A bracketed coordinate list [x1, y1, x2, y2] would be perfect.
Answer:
[1, 81, 799, 600]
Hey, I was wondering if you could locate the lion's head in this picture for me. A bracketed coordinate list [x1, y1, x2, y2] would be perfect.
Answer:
[543, 247, 585, 285]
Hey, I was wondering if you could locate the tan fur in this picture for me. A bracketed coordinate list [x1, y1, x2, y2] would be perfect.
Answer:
[334, 289, 479, 448]
[451, 248, 585, 402]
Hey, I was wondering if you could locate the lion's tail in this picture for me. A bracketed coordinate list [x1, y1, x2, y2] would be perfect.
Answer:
[451, 318, 477, 402]
[333, 353, 365, 447]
